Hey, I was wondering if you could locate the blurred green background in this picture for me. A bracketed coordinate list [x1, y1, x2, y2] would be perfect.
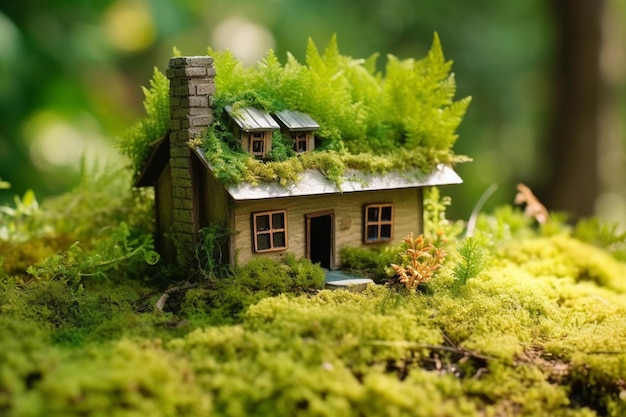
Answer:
[1, 0, 624, 225]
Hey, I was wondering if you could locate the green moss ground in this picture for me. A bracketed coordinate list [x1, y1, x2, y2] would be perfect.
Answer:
[2, 173, 626, 416]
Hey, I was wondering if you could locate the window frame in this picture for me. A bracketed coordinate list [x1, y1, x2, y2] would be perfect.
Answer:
[252, 209, 288, 252]
[293, 132, 309, 153]
[249, 132, 268, 158]
[363, 203, 394, 243]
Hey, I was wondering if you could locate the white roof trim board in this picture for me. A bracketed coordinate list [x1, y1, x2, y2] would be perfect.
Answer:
[225, 106, 280, 132]
[226, 164, 462, 201]
[273, 109, 320, 131]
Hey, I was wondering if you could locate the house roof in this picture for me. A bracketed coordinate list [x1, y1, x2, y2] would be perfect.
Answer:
[134, 135, 170, 187]
[192, 147, 462, 201]
[273, 109, 320, 132]
[225, 106, 280, 132]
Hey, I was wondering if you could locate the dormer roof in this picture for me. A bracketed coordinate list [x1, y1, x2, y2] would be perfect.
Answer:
[225, 106, 280, 132]
[273, 109, 320, 132]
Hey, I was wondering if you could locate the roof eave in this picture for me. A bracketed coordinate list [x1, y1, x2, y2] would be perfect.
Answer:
[134, 135, 170, 187]
[225, 164, 463, 201]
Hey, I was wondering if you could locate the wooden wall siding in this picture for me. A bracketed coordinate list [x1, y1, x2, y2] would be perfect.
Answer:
[156, 162, 176, 262]
[231, 188, 424, 267]
[197, 164, 236, 263]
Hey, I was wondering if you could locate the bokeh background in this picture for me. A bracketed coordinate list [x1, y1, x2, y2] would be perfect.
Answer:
[1, 0, 625, 225]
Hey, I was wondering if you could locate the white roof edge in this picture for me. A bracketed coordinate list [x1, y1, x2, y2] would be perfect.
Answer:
[226, 164, 463, 201]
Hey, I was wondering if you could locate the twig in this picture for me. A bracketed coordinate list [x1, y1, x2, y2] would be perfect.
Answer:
[515, 183, 549, 224]
[367, 340, 491, 361]
[154, 281, 195, 313]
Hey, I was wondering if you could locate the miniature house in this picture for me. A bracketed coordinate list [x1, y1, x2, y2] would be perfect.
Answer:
[135, 56, 462, 268]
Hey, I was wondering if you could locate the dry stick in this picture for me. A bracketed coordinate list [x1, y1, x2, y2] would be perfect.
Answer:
[154, 281, 195, 313]
[367, 340, 491, 362]
[515, 183, 549, 224]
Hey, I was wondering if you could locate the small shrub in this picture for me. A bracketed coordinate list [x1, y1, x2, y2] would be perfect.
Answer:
[340, 245, 398, 281]
[181, 255, 324, 324]
[236, 254, 324, 294]
[423, 187, 463, 246]
[390, 233, 446, 293]
[284, 254, 326, 290]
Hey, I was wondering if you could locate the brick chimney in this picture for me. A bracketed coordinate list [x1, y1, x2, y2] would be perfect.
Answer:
[165, 56, 215, 266]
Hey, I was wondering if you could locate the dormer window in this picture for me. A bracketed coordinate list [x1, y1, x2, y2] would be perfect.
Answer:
[293, 133, 308, 153]
[273, 110, 320, 154]
[226, 106, 279, 159]
[250, 132, 266, 157]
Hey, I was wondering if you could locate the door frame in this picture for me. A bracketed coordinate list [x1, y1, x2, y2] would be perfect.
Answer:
[305, 210, 335, 269]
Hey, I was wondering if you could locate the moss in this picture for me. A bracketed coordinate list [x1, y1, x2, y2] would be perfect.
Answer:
[498, 235, 626, 293]
[5, 160, 626, 415]
[30, 340, 211, 417]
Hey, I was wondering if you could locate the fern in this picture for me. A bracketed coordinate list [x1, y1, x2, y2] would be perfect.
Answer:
[115, 67, 170, 176]
[119, 35, 470, 187]
[203, 33, 470, 186]
[452, 236, 487, 285]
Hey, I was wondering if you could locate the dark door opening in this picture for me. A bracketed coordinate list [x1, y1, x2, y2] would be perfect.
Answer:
[306, 212, 334, 269]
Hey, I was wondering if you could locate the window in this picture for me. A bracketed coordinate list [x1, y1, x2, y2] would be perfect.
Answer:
[293, 133, 308, 153]
[249, 132, 267, 158]
[253, 210, 288, 252]
[364, 203, 393, 243]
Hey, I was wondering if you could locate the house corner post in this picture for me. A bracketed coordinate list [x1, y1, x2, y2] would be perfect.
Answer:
[166, 56, 215, 266]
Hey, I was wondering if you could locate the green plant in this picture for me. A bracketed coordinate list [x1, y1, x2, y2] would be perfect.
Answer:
[573, 216, 626, 252]
[195, 34, 470, 187]
[0, 189, 42, 242]
[26, 222, 159, 285]
[180, 255, 325, 324]
[452, 236, 487, 286]
[473, 205, 535, 247]
[390, 233, 446, 293]
[234, 255, 324, 295]
[423, 187, 463, 246]
[195, 224, 232, 279]
[42, 160, 155, 238]
[340, 245, 399, 281]
[283, 253, 326, 291]
[115, 67, 170, 176]
[266, 131, 296, 162]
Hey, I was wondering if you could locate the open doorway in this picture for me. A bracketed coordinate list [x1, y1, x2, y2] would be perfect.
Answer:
[306, 211, 334, 269]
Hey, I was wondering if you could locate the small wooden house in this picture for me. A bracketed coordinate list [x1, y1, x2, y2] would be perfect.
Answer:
[135, 56, 462, 268]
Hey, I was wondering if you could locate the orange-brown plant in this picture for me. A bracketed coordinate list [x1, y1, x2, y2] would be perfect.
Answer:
[390, 233, 446, 293]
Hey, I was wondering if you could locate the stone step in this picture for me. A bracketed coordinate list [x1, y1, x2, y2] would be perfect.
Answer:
[325, 278, 374, 292]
